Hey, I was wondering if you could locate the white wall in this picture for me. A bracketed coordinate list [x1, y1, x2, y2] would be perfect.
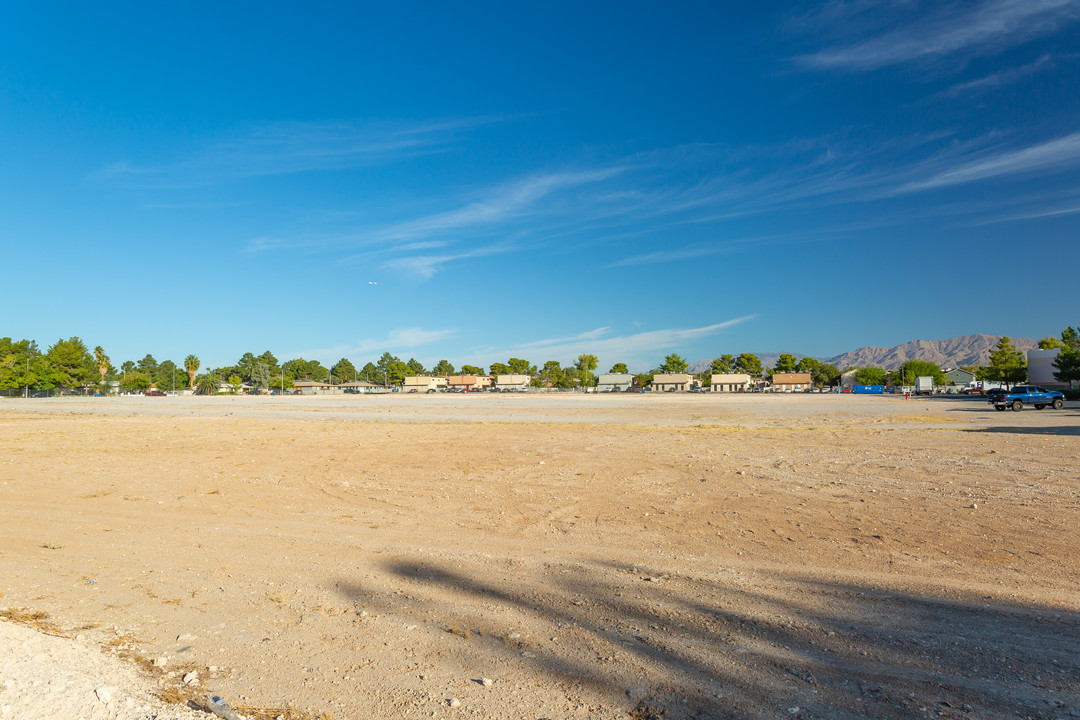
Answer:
[1027, 348, 1061, 385]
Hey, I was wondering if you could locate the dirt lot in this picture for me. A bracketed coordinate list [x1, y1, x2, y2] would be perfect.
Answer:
[1, 393, 1078, 719]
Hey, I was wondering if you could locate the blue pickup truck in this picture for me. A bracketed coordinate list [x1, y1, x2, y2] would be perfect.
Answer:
[990, 385, 1066, 412]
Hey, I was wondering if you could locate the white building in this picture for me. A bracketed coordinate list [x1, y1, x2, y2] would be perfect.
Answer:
[596, 373, 635, 392]
[1028, 348, 1065, 387]
[710, 373, 751, 392]
[495, 374, 532, 391]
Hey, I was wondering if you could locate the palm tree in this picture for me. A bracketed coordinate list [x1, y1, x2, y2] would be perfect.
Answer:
[94, 346, 110, 383]
[195, 372, 219, 395]
[184, 354, 200, 390]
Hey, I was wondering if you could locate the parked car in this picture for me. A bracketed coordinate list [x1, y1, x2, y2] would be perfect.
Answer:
[960, 386, 982, 395]
[144, 390, 166, 396]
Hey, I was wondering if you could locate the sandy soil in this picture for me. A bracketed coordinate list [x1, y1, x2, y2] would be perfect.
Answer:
[1, 393, 1078, 719]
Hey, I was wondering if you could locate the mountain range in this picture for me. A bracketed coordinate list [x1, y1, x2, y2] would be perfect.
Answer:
[688, 334, 1038, 373]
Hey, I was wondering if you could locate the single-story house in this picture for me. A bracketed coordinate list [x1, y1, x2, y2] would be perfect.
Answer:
[651, 373, 695, 392]
[495, 374, 532, 391]
[596, 373, 635, 392]
[446, 375, 494, 391]
[294, 380, 337, 395]
[338, 381, 381, 394]
[710, 373, 751, 392]
[943, 368, 976, 387]
[402, 375, 449, 393]
[771, 372, 812, 392]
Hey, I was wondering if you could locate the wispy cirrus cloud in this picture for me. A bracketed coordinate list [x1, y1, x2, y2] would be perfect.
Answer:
[94, 117, 496, 189]
[248, 126, 1078, 279]
[932, 53, 1059, 99]
[287, 327, 456, 364]
[376, 167, 626, 242]
[474, 317, 756, 369]
[893, 131, 1080, 193]
[797, 0, 1080, 71]
[378, 244, 512, 279]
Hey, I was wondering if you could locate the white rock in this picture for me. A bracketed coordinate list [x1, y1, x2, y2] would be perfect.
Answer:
[152, 657, 168, 667]
[481, 677, 493, 687]
[177, 633, 198, 642]
[448, 697, 461, 707]
[183, 671, 199, 685]
[95, 686, 114, 704]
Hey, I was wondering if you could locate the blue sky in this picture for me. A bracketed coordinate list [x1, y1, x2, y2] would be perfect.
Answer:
[2, 2, 1078, 372]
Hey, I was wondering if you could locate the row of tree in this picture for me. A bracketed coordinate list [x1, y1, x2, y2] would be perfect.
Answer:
[3, 327, 1075, 395]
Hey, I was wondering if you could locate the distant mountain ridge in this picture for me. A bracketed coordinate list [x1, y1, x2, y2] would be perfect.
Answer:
[687, 334, 1037, 373]
[824, 334, 1036, 370]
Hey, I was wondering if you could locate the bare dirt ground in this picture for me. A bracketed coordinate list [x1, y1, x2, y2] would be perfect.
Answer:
[1, 393, 1078, 720]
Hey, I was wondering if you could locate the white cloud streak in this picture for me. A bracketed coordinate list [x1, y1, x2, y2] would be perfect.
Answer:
[798, 0, 1080, 70]
[895, 131, 1080, 193]
[934, 54, 1058, 98]
[288, 327, 456, 363]
[475, 317, 757, 370]
[95, 118, 495, 188]
[376, 168, 626, 243]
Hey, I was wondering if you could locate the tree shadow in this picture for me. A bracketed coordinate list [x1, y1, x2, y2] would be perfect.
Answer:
[333, 559, 1080, 719]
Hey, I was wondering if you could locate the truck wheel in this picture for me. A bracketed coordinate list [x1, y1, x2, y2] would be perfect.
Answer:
[1011, 400, 1023, 412]
[1053, 398, 1064, 410]
[1034, 404, 1045, 410]
[994, 405, 1006, 411]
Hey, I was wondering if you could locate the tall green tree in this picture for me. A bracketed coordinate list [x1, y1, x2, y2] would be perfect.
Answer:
[184, 355, 200, 389]
[539, 360, 567, 388]
[46, 337, 95, 389]
[811, 363, 841, 388]
[234, 352, 259, 382]
[154, 360, 183, 391]
[796, 356, 819, 374]
[576, 353, 598, 388]
[137, 354, 158, 377]
[709, 355, 735, 374]
[488, 362, 510, 376]
[608, 362, 629, 374]
[258, 351, 279, 374]
[119, 372, 152, 392]
[251, 363, 271, 391]
[772, 353, 799, 374]
[506, 358, 535, 375]
[659, 353, 688, 373]
[634, 372, 654, 389]
[987, 336, 1027, 388]
[358, 362, 379, 382]
[854, 367, 887, 385]
[1053, 325, 1080, 384]
[283, 358, 329, 382]
[897, 360, 946, 387]
[432, 359, 455, 376]
[332, 358, 357, 383]
[375, 352, 407, 385]
[406, 358, 426, 376]
[1039, 336, 1065, 350]
[0, 338, 42, 391]
[461, 364, 485, 376]
[735, 353, 763, 378]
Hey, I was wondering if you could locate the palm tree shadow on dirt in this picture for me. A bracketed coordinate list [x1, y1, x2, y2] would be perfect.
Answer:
[333, 559, 1080, 719]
